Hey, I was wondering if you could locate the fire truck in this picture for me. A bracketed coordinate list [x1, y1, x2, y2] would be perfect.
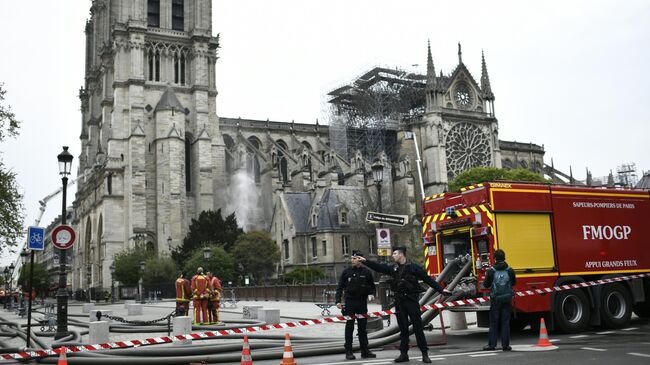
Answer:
[422, 182, 650, 332]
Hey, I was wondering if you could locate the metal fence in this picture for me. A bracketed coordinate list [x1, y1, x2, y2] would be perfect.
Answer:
[230, 284, 339, 302]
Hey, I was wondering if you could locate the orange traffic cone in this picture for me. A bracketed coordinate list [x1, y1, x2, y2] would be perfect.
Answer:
[279, 333, 297, 365]
[241, 335, 253, 365]
[57, 346, 68, 365]
[535, 318, 553, 347]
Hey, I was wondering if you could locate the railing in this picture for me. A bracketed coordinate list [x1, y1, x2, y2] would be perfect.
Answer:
[229, 284, 341, 302]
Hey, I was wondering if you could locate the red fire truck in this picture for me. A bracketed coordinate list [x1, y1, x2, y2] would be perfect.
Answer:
[422, 182, 650, 332]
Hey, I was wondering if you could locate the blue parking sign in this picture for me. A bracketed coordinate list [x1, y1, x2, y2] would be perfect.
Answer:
[28, 226, 45, 251]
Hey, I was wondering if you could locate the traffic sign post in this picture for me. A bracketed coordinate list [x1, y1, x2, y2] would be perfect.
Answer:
[376, 228, 392, 257]
[51, 225, 76, 250]
[366, 211, 409, 226]
[27, 226, 45, 251]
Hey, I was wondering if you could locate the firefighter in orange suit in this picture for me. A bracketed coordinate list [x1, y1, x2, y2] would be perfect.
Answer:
[208, 271, 222, 324]
[191, 267, 210, 324]
[175, 272, 191, 316]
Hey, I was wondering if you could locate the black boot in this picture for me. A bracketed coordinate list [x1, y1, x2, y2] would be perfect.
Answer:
[361, 349, 376, 358]
[394, 353, 410, 363]
[345, 350, 356, 360]
[422, 352, 432, 363]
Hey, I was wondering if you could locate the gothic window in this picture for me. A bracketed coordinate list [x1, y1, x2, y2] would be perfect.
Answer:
[146, 241, 155, 252]
[174, 51, 186, 85]
[106, 173, 112, 194]
[301, 141, 312, 151]
[171, 0, 184, 31]
[445, 123, 492, 179]
[503, 158, 513, 169]
[341, 212, 348, 225]
[147, 47, 161, 82]
[322, 240, 327, 256]
[147, 0, 160, 28]
[311, 237, 318, 258]
[520, 160, 528, 169]
[247, 137, 261, 183]
[276, 140, 289, 184]
[283, 239, 290, 259]
[154, 50, 160, 81]
[341, 235, 350, 256]
[185, 135, 192, 192]
[311, 213, 317, 228]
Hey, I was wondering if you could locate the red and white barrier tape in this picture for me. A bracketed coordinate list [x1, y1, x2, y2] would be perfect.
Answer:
[2, 272, 648, 361]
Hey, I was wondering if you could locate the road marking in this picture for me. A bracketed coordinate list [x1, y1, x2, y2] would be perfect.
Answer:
[309, 350, 496, 365]
[570, 335, 589, 339]
[550, 339, 561, 342]
[595, 331, 614, 335]
[628, 353, 650, 358]
[582, 347, 607, 352]
[469, 353, 497, 357]
[621, 327, 638, 331]
[363, 362, 392, 365]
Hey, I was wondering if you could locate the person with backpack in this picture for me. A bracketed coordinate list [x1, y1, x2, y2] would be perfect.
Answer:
[355, 246, 449, 363]
[335, 250, 377, 360]
[482, 248, 517, 351]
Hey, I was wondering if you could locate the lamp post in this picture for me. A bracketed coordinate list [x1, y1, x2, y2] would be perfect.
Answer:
[8, 263, 15, 310]
[203, 246, 212, 267]
[55, 146, 73, 339]
[20, 249, 28, 312]
[3, 267, 8, 309]
[22, 247, 36, 347]
[109, 263, 115, 304]
[139, 261, 146, 304]
[371, 159, 390, 311]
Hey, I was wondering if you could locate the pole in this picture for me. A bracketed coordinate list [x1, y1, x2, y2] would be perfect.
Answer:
[376, 181, 390, 311]
[25, 250, 35, 347]
[55, 176, 69, 339]
[411, 133, 426, 198]
[111, 278, 115, 304]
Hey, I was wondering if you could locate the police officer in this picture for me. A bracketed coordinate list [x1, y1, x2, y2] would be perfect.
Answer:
[355, 246, 448, 363]
[336, 250, 377, 360]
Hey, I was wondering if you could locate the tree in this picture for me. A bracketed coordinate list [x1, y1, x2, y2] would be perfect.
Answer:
[113, 244, 151, 287]
[183, 244, 235, 285]
[231, 231, 280, 284]
[17, 262, 50, 295]
[448, 167, 548, 192]
[283, 267, 327, 285]
[142, 256, 177, 293]
[0, 83, 24, 252]
[171, 209, 243, 268]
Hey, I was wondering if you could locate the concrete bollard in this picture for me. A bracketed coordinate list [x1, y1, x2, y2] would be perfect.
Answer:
[126, 304, 143, 315]
[90, 309, 112, 323]
[89, 321, 110, 344]
[173, 316, 192, 345]
[258, 308, 280, 325]
[124, 300, 136, 309]
[82, 303, 95, 313]
[243, 305, 263, 319]
[450, 311, 468, 330]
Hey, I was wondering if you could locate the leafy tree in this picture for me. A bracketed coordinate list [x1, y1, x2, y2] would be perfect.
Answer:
[113, 244, 151, 287]
[17, 262, 50, 294]
[172, 209, 243, 268]
[448, 167, 548, 192]
[0, 83, 24, 252]
[283, 267, 327, 284]
[183, 244, 235, 284]
[142, 255, 178, 292]
[231, 231, 280, 284]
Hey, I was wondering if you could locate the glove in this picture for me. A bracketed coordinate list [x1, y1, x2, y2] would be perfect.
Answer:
[367, 295, 375, 302]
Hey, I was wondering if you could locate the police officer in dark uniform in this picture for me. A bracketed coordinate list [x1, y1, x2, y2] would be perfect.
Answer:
[336, 250, 377, 360]
[355, 246, 449, 363]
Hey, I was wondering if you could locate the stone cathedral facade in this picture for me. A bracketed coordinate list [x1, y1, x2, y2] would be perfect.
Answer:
[72, 0, 544, 290]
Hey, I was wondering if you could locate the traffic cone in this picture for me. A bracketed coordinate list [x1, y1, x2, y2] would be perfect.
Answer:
[279, 333, 297, 365]
[535, 318, 553, 347]
[57, 346, 68, 365]
[241, 335, 253, 365]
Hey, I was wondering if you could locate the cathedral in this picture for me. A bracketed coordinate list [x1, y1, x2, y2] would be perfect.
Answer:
[71, 0, 544, 290]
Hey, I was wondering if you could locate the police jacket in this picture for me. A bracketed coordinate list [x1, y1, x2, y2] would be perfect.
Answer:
[335, 265, 376, 303]
[363, 260, 443, 300]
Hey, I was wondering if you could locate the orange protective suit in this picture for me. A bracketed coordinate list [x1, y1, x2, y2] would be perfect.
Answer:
[175, 277, 191, 316]
[191, 273, 210, 324]
[209, 276, 222, 324]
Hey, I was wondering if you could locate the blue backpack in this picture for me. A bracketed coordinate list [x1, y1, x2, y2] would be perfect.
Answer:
[491, 268, 513, 303]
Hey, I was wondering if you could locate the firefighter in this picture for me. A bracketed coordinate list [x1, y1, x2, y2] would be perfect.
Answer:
[208, 271, 223, 324]
[355, 246, 449, 364]
[191, 267, 210, 324]
[175, 272, 191, 316]
[335, 250, 376, 360]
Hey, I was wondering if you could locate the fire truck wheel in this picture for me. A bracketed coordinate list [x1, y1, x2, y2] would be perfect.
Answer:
[554, 289, 591, 333]
[600, 283, 632, 328]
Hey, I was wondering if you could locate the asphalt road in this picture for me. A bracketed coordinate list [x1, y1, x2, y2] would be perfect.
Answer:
[253, 317, 650, 364]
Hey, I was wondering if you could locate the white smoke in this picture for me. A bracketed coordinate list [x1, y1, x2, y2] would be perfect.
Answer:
[225, 157, 258, 232]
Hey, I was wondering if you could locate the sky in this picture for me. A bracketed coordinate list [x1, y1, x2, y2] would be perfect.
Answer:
[0, 0, 649, 264]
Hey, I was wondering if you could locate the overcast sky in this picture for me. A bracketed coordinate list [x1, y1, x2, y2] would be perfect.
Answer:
[1, 0, 649, 263]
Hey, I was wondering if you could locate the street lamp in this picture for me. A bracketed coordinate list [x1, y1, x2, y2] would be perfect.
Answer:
[139, 261, 146, 304]
[3, 267, 8, 310]
[55, 146, 73, 339]
[20, 249, 28, 310]
[109, 263, 116, 304]
[371, 159, 390, 311]
[8, 263, 15, 310]
[203, 247, 212, 260]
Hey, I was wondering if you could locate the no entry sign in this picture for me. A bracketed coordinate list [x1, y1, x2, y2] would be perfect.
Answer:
[51, 225, 76, 250]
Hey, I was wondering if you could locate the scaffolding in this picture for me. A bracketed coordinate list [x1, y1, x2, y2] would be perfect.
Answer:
[616, 163, 638, 187]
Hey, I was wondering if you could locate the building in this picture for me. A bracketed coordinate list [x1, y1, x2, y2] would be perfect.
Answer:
[72, 0, 545, 290]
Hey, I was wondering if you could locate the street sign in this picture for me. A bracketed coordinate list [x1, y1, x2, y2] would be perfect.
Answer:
[366, 211, 409, 226]
[376, 228, 391, 249]
[52, 225, 76, 250]
[377, 248, 392, 257]
[27, 226, 45, 251]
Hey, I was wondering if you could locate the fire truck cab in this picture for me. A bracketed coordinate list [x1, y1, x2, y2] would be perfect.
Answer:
[422, 182, 650, 332]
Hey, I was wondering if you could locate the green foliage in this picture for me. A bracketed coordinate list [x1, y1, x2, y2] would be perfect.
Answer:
[172, 209, 243, 268]
[142, 255, 177, 291]
[448, 167, 548, 192]
[231, 231, 280, 284]
[0, 83, 23, 252]
[17, 262, 50, 294]
[183, 244, 235, 284]
[113, 244, 151, 286]
[283, 267, 327, 284]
